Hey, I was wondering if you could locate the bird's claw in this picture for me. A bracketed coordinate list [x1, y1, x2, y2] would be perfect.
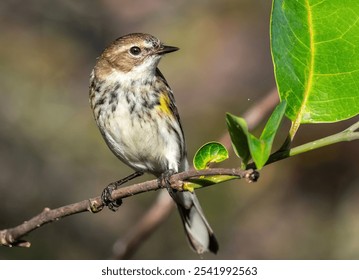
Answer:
[101, 183, 122, 212]
[101, 171, 144, 212]
[158, 169, 175, 192]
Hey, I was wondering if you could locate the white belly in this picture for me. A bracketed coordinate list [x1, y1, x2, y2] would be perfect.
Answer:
[99, 98, 182, 175]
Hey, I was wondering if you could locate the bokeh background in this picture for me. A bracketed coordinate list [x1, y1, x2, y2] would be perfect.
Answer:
[1, 0, 359, 259]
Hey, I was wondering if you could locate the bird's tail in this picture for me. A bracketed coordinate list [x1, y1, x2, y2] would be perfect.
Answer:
[171, 190, 219, 254]
[169, 159, 219, 254]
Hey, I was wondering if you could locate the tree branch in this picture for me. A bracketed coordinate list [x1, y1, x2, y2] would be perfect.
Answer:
[0, 168, 258, 248]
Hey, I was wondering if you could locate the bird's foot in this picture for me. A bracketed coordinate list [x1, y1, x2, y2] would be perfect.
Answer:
[158, 169, 175, 192]
[101, 171, 144, 212]
[101, 183, 122, 211]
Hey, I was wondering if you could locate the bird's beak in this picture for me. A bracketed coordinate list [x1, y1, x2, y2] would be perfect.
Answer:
[155, 45, 179, 55]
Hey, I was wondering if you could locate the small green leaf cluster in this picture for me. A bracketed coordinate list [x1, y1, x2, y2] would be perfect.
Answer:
[227, 101, 286, 170]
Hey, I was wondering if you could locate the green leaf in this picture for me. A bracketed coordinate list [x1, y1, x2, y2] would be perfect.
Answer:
[247, 134, 269, 170]
[261, 100, 287, 142]
[183, 175, 238, 192]
[226, 113, 251, 168]
[226, 102, 287, 169]
[271, 0, 359, 125]
[193, 142, 228, 170]
[250, 101, 287, 169]
[189, 142, 230, 190]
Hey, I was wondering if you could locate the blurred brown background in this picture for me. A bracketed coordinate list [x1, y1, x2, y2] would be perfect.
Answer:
[1, 0, 358, 259]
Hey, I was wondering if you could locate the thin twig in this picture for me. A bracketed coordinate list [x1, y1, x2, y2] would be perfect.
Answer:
[246, 120, 359, 169]
[0, 168, 257, 248]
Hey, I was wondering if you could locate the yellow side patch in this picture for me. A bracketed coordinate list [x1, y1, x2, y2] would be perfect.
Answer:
[157, 93, 172, 116]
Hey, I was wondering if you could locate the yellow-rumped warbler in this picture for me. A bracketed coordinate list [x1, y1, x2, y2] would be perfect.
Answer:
[89, 33, 218, 254]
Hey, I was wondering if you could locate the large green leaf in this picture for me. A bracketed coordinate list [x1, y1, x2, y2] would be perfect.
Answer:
[271, 0, 359, 124]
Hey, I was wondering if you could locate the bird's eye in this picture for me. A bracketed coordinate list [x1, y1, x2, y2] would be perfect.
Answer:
[130, 46, 141, 56]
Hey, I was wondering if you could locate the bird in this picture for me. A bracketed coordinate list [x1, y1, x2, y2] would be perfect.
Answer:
[89, 33, 218, 254]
